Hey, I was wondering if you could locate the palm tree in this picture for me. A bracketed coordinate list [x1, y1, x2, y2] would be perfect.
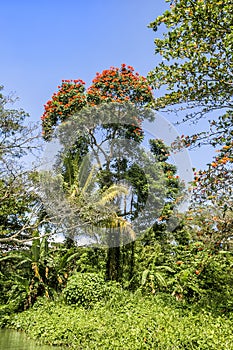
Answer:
[61, 155, 135, 244]
[63, 155, 136, 281]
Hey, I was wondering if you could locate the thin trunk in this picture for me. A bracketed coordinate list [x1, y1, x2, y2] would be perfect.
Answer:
[129, 241, 135, 282]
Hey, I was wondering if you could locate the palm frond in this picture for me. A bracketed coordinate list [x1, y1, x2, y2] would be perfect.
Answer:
[97, 184, 128, 206]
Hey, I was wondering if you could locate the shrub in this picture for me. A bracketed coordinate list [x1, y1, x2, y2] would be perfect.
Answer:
[62, 272, 106, 308]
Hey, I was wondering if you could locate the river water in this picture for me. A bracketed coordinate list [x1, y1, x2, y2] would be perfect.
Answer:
[0, 329, 62, 350]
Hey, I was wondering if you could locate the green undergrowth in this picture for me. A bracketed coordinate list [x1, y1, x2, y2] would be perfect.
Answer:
[3, 292, 233, 350]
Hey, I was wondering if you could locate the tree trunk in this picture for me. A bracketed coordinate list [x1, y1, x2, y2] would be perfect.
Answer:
[106, 228, 121, 281]
[106, 246, 121, 281]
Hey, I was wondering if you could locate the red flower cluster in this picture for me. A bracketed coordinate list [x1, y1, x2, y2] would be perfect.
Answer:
[87, 64, 153, 106]
[41, 64, 154, 140]
[41, 80, 87, 139]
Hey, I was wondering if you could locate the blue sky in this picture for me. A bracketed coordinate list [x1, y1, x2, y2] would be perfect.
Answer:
[0, 0, 215, 169]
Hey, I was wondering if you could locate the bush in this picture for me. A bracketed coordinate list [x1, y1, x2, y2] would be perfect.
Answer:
[62, 272, 107, 308]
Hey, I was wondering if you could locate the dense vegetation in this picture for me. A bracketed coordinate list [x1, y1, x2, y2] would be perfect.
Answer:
[0, 0, 232, 348]
[5, 294, 233, 349]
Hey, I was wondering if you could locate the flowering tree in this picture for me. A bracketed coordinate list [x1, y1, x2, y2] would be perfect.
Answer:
[41, 65, 183, 281]
[148, 0, 233, 236]
[41, 79, 86, 140]
[41, 65, 155, 280]
[87, 64, 153, 106]
[41, 64, 153, 140]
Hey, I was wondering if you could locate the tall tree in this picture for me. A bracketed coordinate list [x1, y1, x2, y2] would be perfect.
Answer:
[147, 0, 233, 210]
[41, 64, 153, 140]
[40, 65, 172, 281]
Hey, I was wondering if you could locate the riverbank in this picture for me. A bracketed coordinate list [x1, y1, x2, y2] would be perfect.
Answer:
[0, 328, 63, 350]
[2, 293, 233, 349]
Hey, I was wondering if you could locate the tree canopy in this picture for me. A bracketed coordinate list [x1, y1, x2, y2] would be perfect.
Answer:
[148, 0, 233, 209]
[148, 0, 232, 127]
[41, 64, 153, 140]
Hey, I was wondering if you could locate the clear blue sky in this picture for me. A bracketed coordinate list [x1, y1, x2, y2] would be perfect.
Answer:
[0, 0, 214, 169]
